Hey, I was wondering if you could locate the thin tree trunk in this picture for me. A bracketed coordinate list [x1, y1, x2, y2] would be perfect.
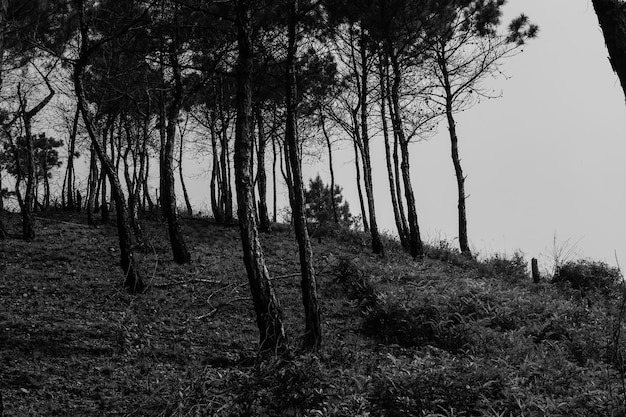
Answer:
[235, 1, 286, 352]
[219, 84, 234, 222]
[178, 129, 193, 217]
[359, 30, 383, 255]
[256, 106, 271, 232]
[209, 109, 224, 222]
[65, 107, 79, 211]
[390, 52, 423, 259]
[87, 144, 97, 226]
[592, 0, 626, 100]
[271, 132, 278, 223]
[320, 114, 338, 224]
[441, 58, 471, 256]
[74, 2, 145, 293]
[160, 44, 191, 264]
[379, 54, 408, 249]
[352, 135, 369, 232]
[286, 0, 321, 351]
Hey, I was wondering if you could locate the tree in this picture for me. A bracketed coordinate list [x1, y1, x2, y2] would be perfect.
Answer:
[233, 0, 287, 351]
[284, 0, 322, 351]
[304, 174, 351, 226]
[592, 0, 626, 101]
[426, 1, 537, 256]
[72, 0, 146, 293]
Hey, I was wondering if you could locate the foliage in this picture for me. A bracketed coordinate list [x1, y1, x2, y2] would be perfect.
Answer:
[552, 259, 623, 294]
[0, 133, 63, 181]
[479, 251, 528, 281]
[304, 175, 352, 240]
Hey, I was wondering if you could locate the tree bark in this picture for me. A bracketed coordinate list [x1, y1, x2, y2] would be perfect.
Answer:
[87, 144, 97, 226]
[65, 107, 79, 211]
[209, 108, 224, 222]
[218, 83, 234, 222]
[234, 1, 286, 352]
[592, 0, 626, 100]
[352, 133, 369, 232]
[256, 106, 271, 232]
[440, 57, 471, 256]
[286, 0, 322, 351]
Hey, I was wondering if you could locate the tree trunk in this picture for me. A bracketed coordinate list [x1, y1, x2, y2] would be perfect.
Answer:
[65, 107, 79, 211]
[234, 1, 286, 352]
[74, 3, 145, 293]
[390, 53, 423, 259]
[256, 106, 271, 232]
[359, 30, 383, 255]
[209, 109, 224, 222]
[352, 135, 369, 232]
[219, 84, 234, 222]
[286, 0, 322, 351]
[178, 129, 193, 217]
[439, 56, 471, 256]
[160, 47, 191, 264]
[320, 114, 338, 224]
[87, 144, 97, 226]
[271, 132, 278, 223]
[379, 55, 408, 249]
[592, 0, 626, 100]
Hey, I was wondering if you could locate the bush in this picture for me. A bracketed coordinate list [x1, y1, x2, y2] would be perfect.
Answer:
[362, 299, 472, 353]
[480, 251, 528, 281]
[552, 259, 623, 294]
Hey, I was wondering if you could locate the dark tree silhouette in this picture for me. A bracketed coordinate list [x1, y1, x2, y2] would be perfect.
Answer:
[592, 0, 626, 100]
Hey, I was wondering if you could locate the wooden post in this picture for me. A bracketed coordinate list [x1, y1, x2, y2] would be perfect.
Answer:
[531, 257, 540, 283]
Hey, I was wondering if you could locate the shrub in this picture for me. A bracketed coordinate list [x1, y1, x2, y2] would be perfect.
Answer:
[333, 257, 379, 308]
[552, 259, 623, 294]
[362, 299, 472, 353]
[480, 251, 528, 281]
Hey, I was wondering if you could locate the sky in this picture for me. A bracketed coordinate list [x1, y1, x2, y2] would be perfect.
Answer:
[298, 0, 626, 270]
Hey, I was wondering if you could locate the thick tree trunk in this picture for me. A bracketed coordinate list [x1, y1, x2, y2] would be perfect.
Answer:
[390, 53, 423, 259]
[286, 0, 321, 351]
[256, 107, 271, 232]
[359, 31, 384, 255]
[592, 0, 626, 100]
[320, 115, 338, 224]
[73, 6, 145, 293]
[441, 61, 471, 256]
[235, 1, 286, 352]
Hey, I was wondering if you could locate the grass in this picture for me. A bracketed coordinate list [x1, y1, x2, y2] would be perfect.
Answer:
[1, 210, 626, 416]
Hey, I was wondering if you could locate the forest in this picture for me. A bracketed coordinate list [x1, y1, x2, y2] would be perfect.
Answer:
[2, 0, 626, 415]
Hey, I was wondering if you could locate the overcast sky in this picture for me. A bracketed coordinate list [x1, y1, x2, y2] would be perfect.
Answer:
[299, 0, 626, 270]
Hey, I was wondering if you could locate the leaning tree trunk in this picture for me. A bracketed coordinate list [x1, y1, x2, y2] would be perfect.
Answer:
[234, 1, 286, 352]
[74, 6, 145, 293]
[352, 130, 370, 232]
[65, 107, 79, 211]
[441, 60, 471, 256]
[256, 106, 272, 232]
[209, 109, 225, 222]
[286, 0, 322, 351]
[359, 30, 384, 255]
[592, 0, 626, 100]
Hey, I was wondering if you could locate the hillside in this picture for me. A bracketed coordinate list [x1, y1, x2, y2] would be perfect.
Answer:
[1, 211, 625, 416]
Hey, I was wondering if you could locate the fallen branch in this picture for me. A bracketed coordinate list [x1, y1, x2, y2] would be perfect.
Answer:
[153, 278, 222, 289]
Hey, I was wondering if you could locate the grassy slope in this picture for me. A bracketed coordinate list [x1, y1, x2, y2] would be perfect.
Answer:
[0, 211, 625, 416]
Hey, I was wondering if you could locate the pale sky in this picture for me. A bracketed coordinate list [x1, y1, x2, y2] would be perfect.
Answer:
[300, 0, 626, 269]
